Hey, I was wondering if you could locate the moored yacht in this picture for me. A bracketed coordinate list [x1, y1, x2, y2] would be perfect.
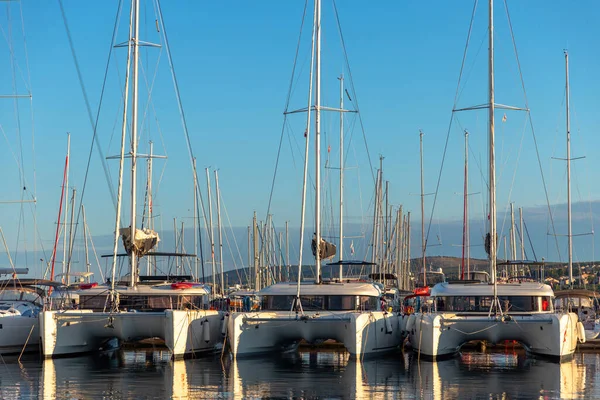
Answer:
[38, 0, 223, 359]
[407, 281, 582, 359]
[40, 271, 223, 358]
[0, 271, 64, 354]
[228, 278, 400, 357]
[406, 0, 581, 360]
[554, 289, 600, 341]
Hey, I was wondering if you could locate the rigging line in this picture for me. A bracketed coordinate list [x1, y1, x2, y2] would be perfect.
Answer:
[57, 0, 119, 211]
[154, 0, 209, 235]
[6, 2, 28, 261]
[424, 1, 477, 257]
[60, 0, 124, 272]
[502, 0, 561, 261]
[332, 0, 374, 184]
[220, 191, 247, 281]
[498, 116, 528, 241]
[265, 0, 310, 218]
[523, 219, 536, 262]
[18, 0, 41, 263]
[453, 0, 479, 107]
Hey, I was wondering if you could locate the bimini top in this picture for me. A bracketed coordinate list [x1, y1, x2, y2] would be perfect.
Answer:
[258, 281, 381, 297]
[554, 289, 598, 299]
[78, 283, 211, 296]
[430, 281, 554, 297]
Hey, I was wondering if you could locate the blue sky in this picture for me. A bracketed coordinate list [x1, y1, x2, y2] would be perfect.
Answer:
[1, 1, 600, 273]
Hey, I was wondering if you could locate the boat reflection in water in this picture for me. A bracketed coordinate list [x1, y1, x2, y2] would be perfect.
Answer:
[412, 350, 587, 400]
[228, 350, 405, 399]
[6, 348, 593, 399]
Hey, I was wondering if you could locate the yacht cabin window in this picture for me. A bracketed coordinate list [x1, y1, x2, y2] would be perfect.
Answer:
[435, 295, 552, 313]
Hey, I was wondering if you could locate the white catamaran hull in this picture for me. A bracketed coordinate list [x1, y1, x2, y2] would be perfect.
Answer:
[0, 316, 39, 354]
[407, 312, 580, 359]
[39, 309, 223, 358]
[228, 311, 401, 357]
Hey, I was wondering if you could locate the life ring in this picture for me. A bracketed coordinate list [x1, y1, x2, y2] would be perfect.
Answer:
[171, 282, 194, 290]
[80, 282, 98, 290]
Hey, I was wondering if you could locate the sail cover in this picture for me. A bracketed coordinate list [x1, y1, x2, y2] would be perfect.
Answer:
[120, 227, 160, 257]
[311, 236, 337, 260]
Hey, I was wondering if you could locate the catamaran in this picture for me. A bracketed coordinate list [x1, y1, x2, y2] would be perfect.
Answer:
[227, 0, 401, 358]
[38, 0, 223, 359]
[406, 0, 581, 359]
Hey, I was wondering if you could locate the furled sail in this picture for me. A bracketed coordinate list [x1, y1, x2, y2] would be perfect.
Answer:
[120, 227, 160, 257]
[311, 235, 337, 260]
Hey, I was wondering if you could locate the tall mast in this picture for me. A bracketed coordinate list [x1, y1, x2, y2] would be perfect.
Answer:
[129, 0, 140, 288]
[461, 131, 468, 279]
[62, 133, 70, 276]
[488, 0, 497, 286]
[193, 158, 198, 280]
[253, 211, 259, 290]
[419, 130, 426, 285]
[285, 221, 289, 281]
[66, 188, 76, 283]
[82, 205, 90, 282]
[146, 141, 154, 275]
[565, 50, 573, 287]
[215, 170, 224, 295]
[407, 211, 411, 289]
[519, 208, 524, 260]
[206, 168, 216, 295]
[314, 0, 322, 284]
[510, 203, 517, 262]
[338, 73, 344, 280]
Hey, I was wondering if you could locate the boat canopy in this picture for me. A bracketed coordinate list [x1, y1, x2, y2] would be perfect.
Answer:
[0, 268, 28, 275]
[77, 283, 210, 296]
[258, 282, 381, 297]
[430, 281, 554, 297]
[554, 289, 598, 299]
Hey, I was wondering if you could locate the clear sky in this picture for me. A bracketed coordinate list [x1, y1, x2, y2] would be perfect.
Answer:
[1, 1, 600, 271]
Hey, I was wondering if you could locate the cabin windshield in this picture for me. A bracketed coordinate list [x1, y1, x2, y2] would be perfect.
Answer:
[555, 296, 594, 310]
[262, 295, 378, 311]
[435, 295, 552, 313]
[79, 294, 207, 311]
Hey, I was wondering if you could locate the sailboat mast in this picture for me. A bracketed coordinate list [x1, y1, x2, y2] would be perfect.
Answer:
[315, 0, 322, 284]
[206, 168, 216, 295]
[215, 170, 224, 295]
[147, 141, 154, 275]
[129, 0, 140, 288]
[193, 158, 198, 280]
[62, 133, 70, 276]
[461, 131, 468, 280]
[338, 74, 344, 280]
[488, 0, 497, 285]
[519, 207, 525, 261]
[419, 130, 426, 285]
[565, 50, 573, 287]
[82, 205, 90, 282]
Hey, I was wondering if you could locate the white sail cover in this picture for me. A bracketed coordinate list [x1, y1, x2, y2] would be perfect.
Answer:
[120, 227, 160, 257]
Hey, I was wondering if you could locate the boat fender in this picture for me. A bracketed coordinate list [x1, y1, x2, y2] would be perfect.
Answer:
[577, 321, 586, 344]
[221, 314, 228, 335]
[203, 319, 211, 343]
[384, 315, 393, 334]
[405, 314, 416, 333]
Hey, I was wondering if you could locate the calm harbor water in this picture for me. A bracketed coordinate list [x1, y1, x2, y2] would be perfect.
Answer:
[1, 348, 599, 399]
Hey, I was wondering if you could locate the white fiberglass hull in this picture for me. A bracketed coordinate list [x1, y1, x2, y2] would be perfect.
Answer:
[0, 315, 39, 354]
[40, 309, 224, 358]
[228, 311, 401, 357]
[407, 312, 580, 359]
